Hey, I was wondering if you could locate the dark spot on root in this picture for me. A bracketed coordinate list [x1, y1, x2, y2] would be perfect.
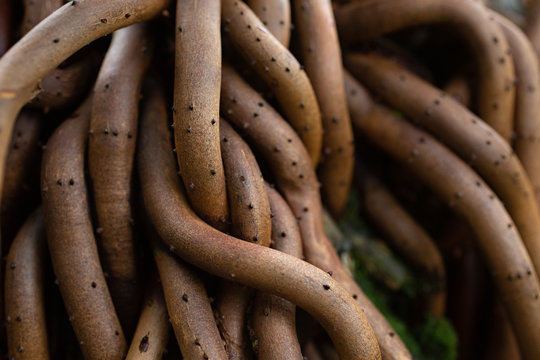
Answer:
[281, 232, 286, 237]
[18, 346, 23, 353]
[189, 104, 194, 111]
[327, 271, 333, 276]
[10, 263, 15, 270]
[57, 179, 62, 185]
[69, 179, 74, 185]
[182, 294, 188, 302]
[100, 18, 107, 24]
[139, 334, 149, 353]
[53, 38, 59, 43]
[248, 203, 254, 209]
[91, 282, 97, 288]
[113, 130, 118, 136]
[125, 13, 131, 18]
[323, 284, 330, 290]
[189, 183, 195, 191]
[389, 332, 395, 337]
[210, 169, 216, 175]
[16, 316, 21, 322]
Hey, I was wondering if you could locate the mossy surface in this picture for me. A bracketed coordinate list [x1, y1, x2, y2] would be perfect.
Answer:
[337, 191, 457, 360]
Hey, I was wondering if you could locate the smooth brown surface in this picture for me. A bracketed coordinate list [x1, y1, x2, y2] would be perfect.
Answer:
[247, 0, 291, 47]
[21, 0, 94, 111]
[216, 119, 271, 359]
[1, 110, 42, 245]
[361, 174, 446, 316]
[526, 0, 540, 56]
[220, 64, 402, 360]
[335, 0, 516, 141]
[41, 98, 126, 359]
[222, 0, 322, 166]
[88, 23, 152, 336]
[0, 0, 170, 219]
[174, 0, 228, 231]
[494, 14, 540, 208]
[27, 52, 100, 112]
[294, 0, 354, 218]
[443, 75, 471, 106]
[5, 208, 49, 360]
[220, 119, 271, 248]
[138, 80, 381, 360]
[345, 73, 540, 360]
[437, 217, 487, 360]
[252, 185, 303, 360]
[154, 244, 228, 360]
[125, 275, 170, 360]
[346, 54, 540, 280]
[21, 0, 64, 36]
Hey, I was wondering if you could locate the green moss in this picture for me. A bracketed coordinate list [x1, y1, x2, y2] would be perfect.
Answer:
[414, 315, 458, 360]
[339, 191, 457, 360]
